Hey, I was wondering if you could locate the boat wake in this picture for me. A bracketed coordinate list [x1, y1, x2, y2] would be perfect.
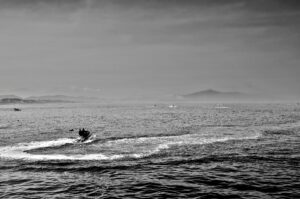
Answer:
[0, 129, 261, 161]
[0, 138, 128, 161]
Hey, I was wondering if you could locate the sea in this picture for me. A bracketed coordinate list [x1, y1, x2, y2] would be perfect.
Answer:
[0, 102, 299, 198]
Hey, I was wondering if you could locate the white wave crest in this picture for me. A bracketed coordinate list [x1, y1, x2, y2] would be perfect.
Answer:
[0, 138, 128, 161]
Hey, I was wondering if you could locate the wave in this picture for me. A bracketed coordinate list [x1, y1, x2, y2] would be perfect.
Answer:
[90, 129, 192, 145]
[0, 129, 261, 161]
[261, 120, 300, 136]
[0, 138, 134, 161]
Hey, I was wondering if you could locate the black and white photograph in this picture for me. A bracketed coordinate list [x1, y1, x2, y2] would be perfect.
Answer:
[0, 0, 299, 198]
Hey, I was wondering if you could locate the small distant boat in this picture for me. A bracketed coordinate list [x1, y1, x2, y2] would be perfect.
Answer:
[13, 108, 21, 111]
[168, 104, 177, 108]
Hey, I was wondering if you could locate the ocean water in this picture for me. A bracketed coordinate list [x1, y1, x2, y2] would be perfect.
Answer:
[0, 102, 299, 198]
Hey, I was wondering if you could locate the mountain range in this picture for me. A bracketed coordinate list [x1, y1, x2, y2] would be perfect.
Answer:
[180, 89, 249, 101]
[0, 95, 97, 104]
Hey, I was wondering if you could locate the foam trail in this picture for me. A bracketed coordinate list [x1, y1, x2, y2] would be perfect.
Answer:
[0, 129, 261, 161]
[0, 138, 125, 161]
[153, 130, 260, 155]
[109, 129, 261, 157]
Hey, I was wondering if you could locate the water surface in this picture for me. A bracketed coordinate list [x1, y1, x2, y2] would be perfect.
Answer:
[0, 103, 299, 198]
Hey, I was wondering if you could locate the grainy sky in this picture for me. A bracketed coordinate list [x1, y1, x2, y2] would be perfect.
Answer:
[0, 0, 299, 99]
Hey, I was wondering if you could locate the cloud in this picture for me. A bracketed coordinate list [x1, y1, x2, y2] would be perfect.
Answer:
[0, 0, 299, 99]
[1, 0, 299, 11]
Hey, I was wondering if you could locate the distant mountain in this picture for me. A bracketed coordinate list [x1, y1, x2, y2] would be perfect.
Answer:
[0, 95, 21, 100]
[0, 95, 73, 104]
[26, 95, 98, 102]
[184, 89, 244, 97]
[182, 89, 248, 101]
[0, 94, 99, 104]
[0, 98, 36, 104]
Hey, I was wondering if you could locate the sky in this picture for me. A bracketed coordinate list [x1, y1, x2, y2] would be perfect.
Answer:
[0, 0, 299, 100]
